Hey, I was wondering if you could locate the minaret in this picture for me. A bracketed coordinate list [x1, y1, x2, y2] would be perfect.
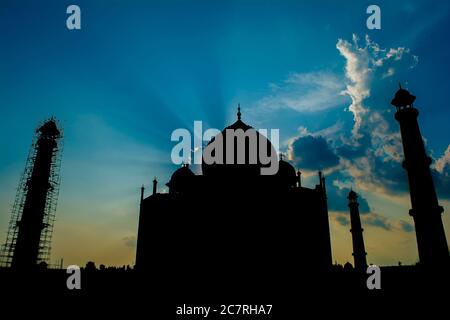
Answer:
[152, 177, 158, 195]
[136, 185, 146, 270]
[391, 86, 449, 266]
[6, 119, 63, 269]
[317, 171, 333, 268]
[347, 190, 367, 270]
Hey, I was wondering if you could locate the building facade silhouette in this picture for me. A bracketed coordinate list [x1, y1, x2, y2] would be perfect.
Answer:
[136, 109, 333, 280]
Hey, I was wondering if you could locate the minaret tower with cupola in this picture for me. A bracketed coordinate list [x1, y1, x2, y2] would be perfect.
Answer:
[348, 190, 367, 270]
[391, 85, 449, 267]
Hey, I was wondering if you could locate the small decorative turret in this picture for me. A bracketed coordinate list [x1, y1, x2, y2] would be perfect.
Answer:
[297, 170, 302, 188]
[140, 185, 145, 203]
[152, 177, 157, 195]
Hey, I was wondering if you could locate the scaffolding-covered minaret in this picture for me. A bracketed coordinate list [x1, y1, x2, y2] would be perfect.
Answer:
[0, 118, 63, 269]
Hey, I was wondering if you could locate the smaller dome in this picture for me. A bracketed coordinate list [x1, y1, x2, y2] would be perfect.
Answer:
[343, 262, 354, 270]
[277, 159, 297, 188]
[166, 164, 195, 193]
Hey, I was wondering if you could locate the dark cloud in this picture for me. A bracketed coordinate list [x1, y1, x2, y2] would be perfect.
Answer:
[365, 157, 450, 200]
[285, 35, 450, 212]
[399, 220, 415, 233]
[335, 211, 415, 234]
[363, 214, 392, 231]
[335, 215, 350, 226]
[122, 236, 136, 248]
[432, 168, 450, 200]
[372, 157, 409, 194]
[290, 135, 339, 170]
[336, 135, 370, 159]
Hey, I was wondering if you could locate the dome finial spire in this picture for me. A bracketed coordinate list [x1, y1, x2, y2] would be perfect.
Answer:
[237, 104, 241, 120]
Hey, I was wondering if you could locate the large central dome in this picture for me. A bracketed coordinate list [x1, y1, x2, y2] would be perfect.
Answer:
[201, 107, 278, 177]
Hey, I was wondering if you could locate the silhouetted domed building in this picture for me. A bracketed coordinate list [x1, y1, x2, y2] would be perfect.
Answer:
[136, 108, 333, 284]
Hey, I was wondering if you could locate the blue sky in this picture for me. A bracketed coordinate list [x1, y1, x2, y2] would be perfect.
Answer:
[1, 0, 450, 266]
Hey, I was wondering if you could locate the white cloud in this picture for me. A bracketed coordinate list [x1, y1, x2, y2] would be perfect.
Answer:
[435, 145, 450, 173]
[279, 35, 418, 198]
[253, 71, 347, 114]
[336, 34, 418, 142]
[324, 35, 419, 196]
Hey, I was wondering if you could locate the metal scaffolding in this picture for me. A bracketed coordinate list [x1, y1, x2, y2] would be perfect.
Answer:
[0, 118, 63, 268]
